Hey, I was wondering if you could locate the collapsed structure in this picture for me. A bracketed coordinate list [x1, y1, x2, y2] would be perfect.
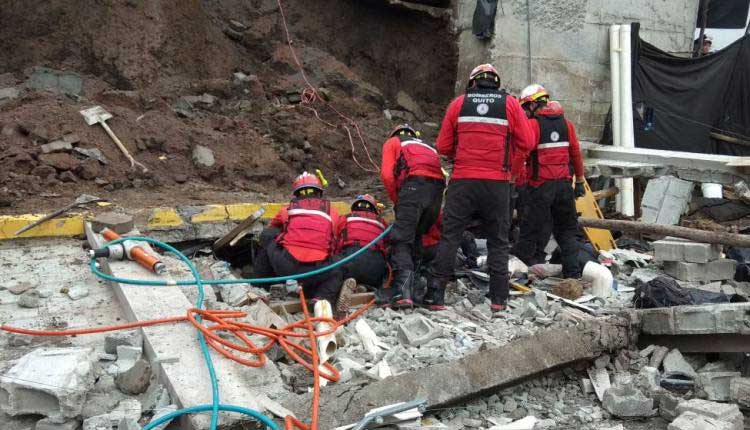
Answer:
[1, 0, 750, 430]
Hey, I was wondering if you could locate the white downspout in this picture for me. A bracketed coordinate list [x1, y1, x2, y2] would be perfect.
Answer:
[619, 23, 635, 217]
[609, 25, 622, 212]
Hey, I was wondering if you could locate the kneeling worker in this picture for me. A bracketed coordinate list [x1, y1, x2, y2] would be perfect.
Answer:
[254, 172, 345, 304]
[336, 194, 389, 289]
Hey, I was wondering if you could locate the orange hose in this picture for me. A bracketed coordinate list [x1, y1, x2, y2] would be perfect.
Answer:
[1, 296, 375, 430]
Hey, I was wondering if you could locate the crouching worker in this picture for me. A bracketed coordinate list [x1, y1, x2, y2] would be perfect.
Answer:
[336, 194, 389, 289]
[252, 172, 344, 304]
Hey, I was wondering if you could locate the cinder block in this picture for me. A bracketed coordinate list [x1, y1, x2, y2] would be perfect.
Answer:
[675, 399, 744, 430]
[713, 303, 750, 334]
[697, 372, 741, 401]
[640, 307, 675, 335]
[664, 259, 737, 282]
[0, 348, 95, 420]
[664, 261, 704, 282]
[653, 238, 721, 263]
[674, 306, 717, 334]
[706, 259, 737, 282]
[729, 377, 750, 407]
[396, 315, 443, 347]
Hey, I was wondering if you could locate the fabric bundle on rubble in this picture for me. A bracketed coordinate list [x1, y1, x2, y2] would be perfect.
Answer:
[633, 276, 747, 309]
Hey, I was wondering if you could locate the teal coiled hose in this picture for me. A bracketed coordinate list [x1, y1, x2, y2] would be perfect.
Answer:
[90, 225, 392, 430]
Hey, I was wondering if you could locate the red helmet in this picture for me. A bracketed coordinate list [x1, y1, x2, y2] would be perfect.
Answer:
[469, 63, 499, 83]
[537, 100, 564, 116]
[519, 84, 549, 107]
[292, 171, 323, 195]
[352, 194, 379, 213]
[390, 123, 417, 138]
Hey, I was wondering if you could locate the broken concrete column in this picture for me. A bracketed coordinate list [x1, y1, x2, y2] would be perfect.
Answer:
[396, 315, 443, 347]
[601, 385, 656, 417]
[653, 238, 721, 264]
[0, 347, 95, 420]
[290, 318, 630, 428]
[729, 377, 750, 407]
[675, 399, 744, 430]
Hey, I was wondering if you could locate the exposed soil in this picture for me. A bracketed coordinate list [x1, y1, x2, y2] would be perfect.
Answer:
[0, 0, 457, 214]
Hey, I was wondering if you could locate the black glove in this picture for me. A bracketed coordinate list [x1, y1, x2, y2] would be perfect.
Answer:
[574, 181, 586, 198]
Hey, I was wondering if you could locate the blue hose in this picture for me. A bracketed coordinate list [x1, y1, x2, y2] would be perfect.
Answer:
[90, 225, 391, 430]
[90, 225, 392, 286]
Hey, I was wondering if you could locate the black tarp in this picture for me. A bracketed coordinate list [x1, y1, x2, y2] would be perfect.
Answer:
[696, 0, 750, 29]
[472, 0, 498, 40]
[629, 24, 750, 155]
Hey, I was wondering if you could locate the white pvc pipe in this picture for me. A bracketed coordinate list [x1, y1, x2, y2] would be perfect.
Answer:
[582, 261, 615, 298]
[313, 300, 337, 365]
[610, 25, 623, 213]
[619, 24, 635, 217]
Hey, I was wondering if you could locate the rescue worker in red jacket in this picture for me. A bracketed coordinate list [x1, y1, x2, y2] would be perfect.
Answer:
[421, 212, 480, 270]
[335, 194, 389, 289]
[253, 172, 345, 303]
[512, 101, 586, 278]
[511, 84, 553, 263]
[380, 124, 445, 307]
[428, 63, 534, 312]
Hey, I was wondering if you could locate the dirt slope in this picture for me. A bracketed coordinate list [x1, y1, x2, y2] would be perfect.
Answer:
[0, 0, 456, 214]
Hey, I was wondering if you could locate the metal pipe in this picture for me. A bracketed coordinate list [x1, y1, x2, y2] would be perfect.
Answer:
[526, 0, 532, 83]
[619, 23, 635, 217]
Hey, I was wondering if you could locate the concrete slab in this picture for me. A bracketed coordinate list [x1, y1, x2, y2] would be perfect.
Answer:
[290, 318, 631, 428]
[641, 176, 694, 226]
[583, 144, 750, 185]
[85, 223, 290, 430]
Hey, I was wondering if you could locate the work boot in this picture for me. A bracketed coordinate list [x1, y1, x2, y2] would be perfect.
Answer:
[390, 271, 415, 308]
[423, 278, 447, 311]
[335, 278, 357, 318]
[490, 303, 506, 313]
[489, 275, 510, 311]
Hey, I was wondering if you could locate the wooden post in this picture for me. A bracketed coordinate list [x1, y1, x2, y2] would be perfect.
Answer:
[578, 217, 750, 247]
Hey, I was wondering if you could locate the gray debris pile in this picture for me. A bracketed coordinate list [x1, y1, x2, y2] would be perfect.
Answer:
[0, 333, 177, 430]
[421, 341, 749, 429]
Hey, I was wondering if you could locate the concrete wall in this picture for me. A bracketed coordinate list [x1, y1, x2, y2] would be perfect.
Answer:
[453, 0, 700, 140]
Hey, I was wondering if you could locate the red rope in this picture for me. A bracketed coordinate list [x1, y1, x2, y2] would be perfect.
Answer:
[2, 295, 376, 430]
[276, 0, 380, 173]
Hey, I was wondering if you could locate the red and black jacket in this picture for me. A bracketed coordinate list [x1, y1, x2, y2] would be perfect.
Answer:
[380, 135, 444, 203]
[336, 210, 389, 255]
[527, 115, 585, 186]
[436, 88, 534, 181]
[272, 197, 340, 263]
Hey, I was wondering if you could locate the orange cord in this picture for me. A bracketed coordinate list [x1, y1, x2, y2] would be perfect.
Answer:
[1, 295, 375, 430]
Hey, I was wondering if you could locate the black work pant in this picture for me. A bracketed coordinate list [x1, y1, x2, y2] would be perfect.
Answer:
[421, 230, 478, 270]
[339, 245, 387, 289]
[512, 185, 552, 265]
[266, 243, 343, 303]
[432, 179, 511, 305]
[252, 226, 282, 277]
[389, 177, 444, 274]
[514, 179, 580, 278]
[253, 226, 342, 302]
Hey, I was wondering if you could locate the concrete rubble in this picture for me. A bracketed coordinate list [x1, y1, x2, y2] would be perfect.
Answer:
[0, 347, 96, 420]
